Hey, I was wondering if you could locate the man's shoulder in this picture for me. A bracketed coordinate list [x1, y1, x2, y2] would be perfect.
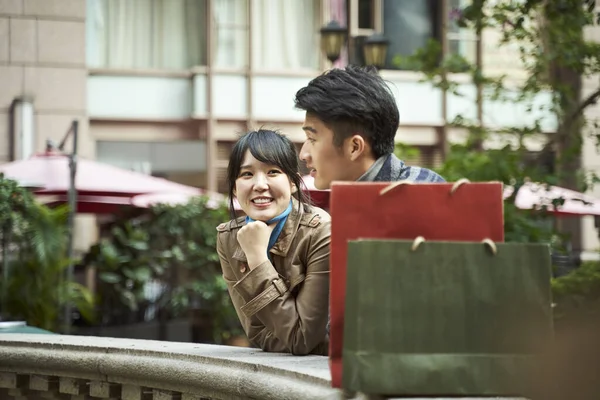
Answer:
[377, 153, 445, 183]
[398, 165, 446, 183]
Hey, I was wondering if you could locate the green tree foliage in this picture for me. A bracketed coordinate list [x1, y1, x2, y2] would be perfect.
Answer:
[0, 174, 94, 331]
[394, 0, 600, 317]
[83, 196, 242, 344]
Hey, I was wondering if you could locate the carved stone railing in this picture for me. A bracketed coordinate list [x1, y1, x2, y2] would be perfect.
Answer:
[0, 334, 342, 400]
[0, 334, 526, 400]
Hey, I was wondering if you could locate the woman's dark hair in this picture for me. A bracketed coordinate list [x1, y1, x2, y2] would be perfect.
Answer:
[227, 129, 310, 218]
[294, 65, 399, 159]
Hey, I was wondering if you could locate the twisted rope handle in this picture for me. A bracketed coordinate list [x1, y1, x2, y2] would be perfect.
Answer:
[379, 178, 471, 196]
[379, 180, 413, 196]
[411, 236, 426, 251]
[450, 178, 471, 195]
[411, 236, 498, 255]
[481, 238, 497, 255]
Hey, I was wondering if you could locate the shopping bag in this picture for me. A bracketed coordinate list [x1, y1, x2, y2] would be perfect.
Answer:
[343, 238, 553, 397]
[330, 181, 504, 387]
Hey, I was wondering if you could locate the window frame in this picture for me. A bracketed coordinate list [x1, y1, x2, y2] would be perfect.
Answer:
[348, 0, 382, 37]
[86, 0, 210, 73]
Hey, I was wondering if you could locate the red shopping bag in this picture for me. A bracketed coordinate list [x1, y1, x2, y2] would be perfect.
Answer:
[329, 181, 505, 388]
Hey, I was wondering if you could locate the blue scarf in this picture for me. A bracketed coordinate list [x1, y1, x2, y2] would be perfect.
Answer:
[245, 200, 293, 259]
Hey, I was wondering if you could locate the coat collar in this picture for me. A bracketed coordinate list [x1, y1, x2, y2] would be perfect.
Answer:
[231, 199, 304, 263]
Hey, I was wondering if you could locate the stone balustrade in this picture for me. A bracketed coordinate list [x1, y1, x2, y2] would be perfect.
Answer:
[0, 334, 525, 400]
[0, 334, 341, 400]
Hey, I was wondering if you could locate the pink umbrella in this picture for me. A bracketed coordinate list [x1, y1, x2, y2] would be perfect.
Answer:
[0, 151, 202, 214]
[131, 192, 242, 211]
[0, 151, 200, 197]
[505, 182, 600, 216]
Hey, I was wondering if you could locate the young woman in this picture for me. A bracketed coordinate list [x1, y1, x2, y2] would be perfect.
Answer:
[216, 129, 330, 356]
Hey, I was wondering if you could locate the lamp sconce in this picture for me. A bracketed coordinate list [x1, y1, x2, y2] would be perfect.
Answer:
[319, 20, 348, 64]
[362, 33, 389, 70]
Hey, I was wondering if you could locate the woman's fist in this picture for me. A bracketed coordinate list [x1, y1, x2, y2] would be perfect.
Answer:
[237, 221, 275, 269]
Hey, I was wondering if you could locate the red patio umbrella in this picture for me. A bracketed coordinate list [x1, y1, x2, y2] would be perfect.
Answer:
[0, 151, 202, 213]
[36, 194, 133, 214]
[301, 174, 330, 211]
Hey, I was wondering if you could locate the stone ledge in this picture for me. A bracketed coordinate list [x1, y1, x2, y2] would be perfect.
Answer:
[0, 334, 526, 400]
[0, 334, 340, 399]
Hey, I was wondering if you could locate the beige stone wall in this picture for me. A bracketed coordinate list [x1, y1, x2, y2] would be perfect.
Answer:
[580, 23, 600, 256]
[0, 0, 95, 253]
[0, 0, 92, 162]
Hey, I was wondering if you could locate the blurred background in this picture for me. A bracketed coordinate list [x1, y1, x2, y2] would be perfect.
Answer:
[0, 2, 600, 396]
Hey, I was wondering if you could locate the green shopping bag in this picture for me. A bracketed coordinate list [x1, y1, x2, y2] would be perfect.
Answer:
[342, 238, 553, 397]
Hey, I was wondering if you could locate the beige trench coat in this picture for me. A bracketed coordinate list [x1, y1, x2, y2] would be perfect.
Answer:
[216, 201, 331, 355]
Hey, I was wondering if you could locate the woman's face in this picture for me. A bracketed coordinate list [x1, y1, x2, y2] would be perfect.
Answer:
[235, 150, 296, 221]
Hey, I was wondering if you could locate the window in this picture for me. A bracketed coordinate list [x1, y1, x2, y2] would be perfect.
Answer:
[251, 0, 319, 70]
[347, 0, 381, 66]
[378, 0, 475, 70]
[358, 0, 375, 29]
[447, 0, 477, 65]
[214, 0, 248, 68]
[382, 0, 440, 70]
[348, 0, 380, 36]
[87, 0, 207, 70]
[97, 140, 207, 177]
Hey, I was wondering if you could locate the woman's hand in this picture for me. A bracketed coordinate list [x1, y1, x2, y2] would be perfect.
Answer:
[237, 221, 275, 269]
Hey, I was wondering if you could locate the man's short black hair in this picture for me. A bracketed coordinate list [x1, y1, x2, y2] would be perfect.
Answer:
[294, 65, 399, 158]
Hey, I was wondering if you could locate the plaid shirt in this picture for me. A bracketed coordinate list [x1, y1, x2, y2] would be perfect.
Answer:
[363, 153, 446, 183]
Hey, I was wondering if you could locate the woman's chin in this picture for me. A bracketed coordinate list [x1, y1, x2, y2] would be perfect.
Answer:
[243, 202, 288, 222]
[245, 210, 275, 222]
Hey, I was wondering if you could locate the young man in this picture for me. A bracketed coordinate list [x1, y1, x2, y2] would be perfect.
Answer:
[294, 65, 445, 189]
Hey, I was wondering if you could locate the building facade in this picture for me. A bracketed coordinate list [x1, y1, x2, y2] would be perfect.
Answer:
[1, 0, 599, 256]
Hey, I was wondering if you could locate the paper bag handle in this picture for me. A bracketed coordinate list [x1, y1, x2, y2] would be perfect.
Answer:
[411, 236, 498, 255]
[379, 178, 471, 196]
[450, 178, 471, 194]
[379, 180, 413, 195]
[411, 236, 426, 251]
[481, 238, 497, 255]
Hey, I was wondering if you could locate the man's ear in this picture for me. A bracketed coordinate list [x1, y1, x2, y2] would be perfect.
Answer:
[345, 134, 366, 161]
